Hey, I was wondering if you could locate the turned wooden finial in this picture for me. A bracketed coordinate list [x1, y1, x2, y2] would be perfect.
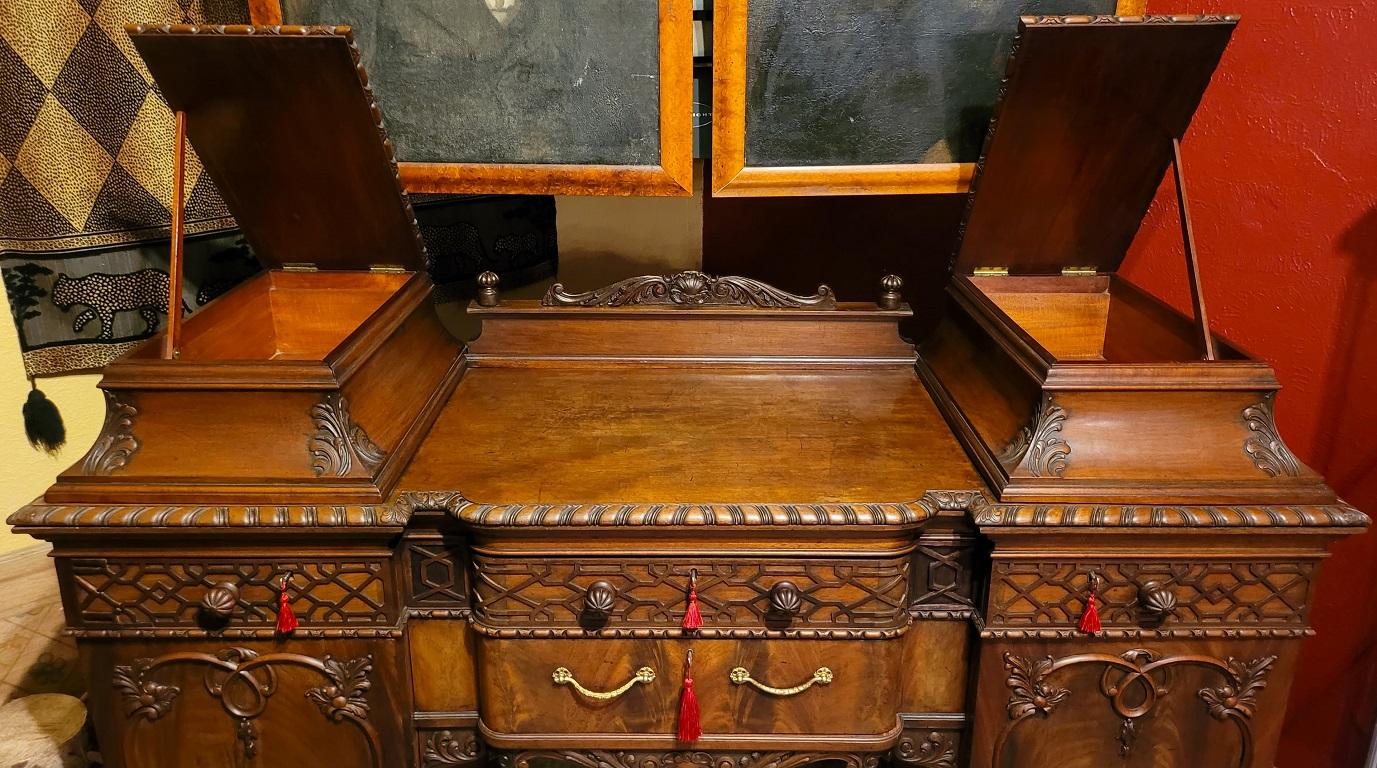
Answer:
[476, 271, 500, 307]
[878, 274, 903, 309]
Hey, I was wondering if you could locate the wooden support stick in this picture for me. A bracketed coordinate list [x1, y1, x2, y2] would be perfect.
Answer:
[161, 110, 188, 360]
[1171, 137, 1217, 361]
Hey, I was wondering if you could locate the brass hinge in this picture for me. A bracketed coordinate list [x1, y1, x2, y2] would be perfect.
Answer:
[369, 264, 407, 274]
[972, 266, 1009, 277]
[1061, 266, 1098, 277]
[280, 263, 318, 272]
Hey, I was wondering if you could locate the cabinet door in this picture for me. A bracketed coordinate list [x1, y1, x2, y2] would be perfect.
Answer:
[86, 638, 411, 768]
[970, 638, 1298, 768]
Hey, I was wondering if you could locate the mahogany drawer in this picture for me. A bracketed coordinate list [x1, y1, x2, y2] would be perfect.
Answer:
[985, 558, 1315, 636]
[58, 555, 399, 634]
[476, 637, 903, 746]
[469, 552, 911, 637]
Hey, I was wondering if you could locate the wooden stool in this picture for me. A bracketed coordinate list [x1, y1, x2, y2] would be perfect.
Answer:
[0, 694, 89, 768]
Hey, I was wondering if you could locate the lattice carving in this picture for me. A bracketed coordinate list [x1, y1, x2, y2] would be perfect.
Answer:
[68, 558, 392, 629]
[472, 556, 909, 631]
[910, 535, 979, 615]
[988, 560, 1313, 629]
[406, 540, 468, 609]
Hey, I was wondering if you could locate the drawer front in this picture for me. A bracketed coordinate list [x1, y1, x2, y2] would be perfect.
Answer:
[476, 637, 903, 742]
[61, 555, 398, 633]
[471, 554, 911, 635]
[986, 558, 1315, 634]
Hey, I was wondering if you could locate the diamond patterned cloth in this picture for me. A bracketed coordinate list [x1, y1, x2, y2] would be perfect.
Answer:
[1, 0, 253, 375]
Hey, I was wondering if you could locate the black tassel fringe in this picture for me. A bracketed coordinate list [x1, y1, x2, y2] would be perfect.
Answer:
[23, 382, 65, 454]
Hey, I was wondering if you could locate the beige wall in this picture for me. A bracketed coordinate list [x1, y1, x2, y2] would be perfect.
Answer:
[0, 290, 104, 553]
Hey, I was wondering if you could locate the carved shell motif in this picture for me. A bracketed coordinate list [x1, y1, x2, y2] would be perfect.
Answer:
[542, 271, 837, 309]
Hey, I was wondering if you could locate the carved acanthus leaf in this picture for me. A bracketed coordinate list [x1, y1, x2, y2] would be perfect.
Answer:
[113, 658, 179, 720]
[894, 731, 957, 767]
[422, 729, 481, 766]
[1199, 656, 1275, 721]
[1243, 395, 1301, 477]
[542, 271, 837, 308]
[1004, 653, 1069, 719]
[82, 392, 139, 475]
[308, 394, 387, 477]
[306, 654, 373, 721]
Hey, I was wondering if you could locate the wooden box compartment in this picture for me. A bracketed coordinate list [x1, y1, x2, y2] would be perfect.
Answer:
[919, 16, 1334, 505]
[45, 27, 463, 504]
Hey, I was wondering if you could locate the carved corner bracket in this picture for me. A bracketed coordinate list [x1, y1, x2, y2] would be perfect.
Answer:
[1243, 394, 1302, 478]
[308, 393, 387, 477]
[82, 391, 140, 475]
[542, 271, 837, 309]
[997, 394, 1069, 478]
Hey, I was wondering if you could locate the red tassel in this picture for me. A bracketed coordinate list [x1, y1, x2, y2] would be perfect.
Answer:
[681, 570, 703, 631]
[275, 574, 298, 635]
[1078, 591, 1101, 635]
[678, 651, 702, 742]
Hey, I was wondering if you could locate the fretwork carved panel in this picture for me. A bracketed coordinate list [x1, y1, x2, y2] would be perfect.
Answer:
[911, 533, 980, 618]
[405, 538, 469, 612]
[65, 558, 393, 629]
[988, 560, 1313, 629]
[471, 555, 910, 631]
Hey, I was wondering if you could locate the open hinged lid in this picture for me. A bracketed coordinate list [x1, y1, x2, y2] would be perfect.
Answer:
[952, 15, 1238, 276]
[128, 24, 426, 272]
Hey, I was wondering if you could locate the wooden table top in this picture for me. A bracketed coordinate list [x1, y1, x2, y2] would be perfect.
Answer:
[399, 365, 983, 504]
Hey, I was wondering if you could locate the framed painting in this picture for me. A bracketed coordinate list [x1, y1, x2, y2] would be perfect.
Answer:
[251, 0, 694, 196]
[711, 0, 1147, 196]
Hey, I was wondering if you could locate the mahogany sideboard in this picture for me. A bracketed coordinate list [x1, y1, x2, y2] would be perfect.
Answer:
[9, 15, 1367, 768]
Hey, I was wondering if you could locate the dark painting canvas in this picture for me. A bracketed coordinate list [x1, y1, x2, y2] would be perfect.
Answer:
[744, 0, 1117, 167]
[284, 0, 662, 165]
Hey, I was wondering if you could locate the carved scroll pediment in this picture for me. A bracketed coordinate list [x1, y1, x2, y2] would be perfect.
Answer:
[542, 271, 836, 309]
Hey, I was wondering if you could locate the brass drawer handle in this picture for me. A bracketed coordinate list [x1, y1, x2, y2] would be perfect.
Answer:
[729, 666, 833, 696]
[552, 666, 655, 700]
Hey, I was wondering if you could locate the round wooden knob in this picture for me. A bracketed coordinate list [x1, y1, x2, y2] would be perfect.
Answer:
[583, 581, 617, 620]
[1137, 580, 1177, 621]
[768, 581, 802, 618]
[200, 582, 240, 621]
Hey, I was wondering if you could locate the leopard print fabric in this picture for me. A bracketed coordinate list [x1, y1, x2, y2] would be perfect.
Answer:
[50, 269, 171, 340]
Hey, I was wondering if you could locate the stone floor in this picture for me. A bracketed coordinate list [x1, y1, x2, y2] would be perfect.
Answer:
[0, 544, 85, 706]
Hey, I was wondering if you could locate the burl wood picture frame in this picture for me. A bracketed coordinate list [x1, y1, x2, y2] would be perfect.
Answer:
[250, 0, 694, 196]
[711, 0, 1147, 196]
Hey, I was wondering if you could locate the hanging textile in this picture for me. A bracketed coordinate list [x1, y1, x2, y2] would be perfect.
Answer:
[0, 0, 255, 376]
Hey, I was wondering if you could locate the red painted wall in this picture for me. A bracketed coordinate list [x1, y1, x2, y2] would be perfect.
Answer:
[1121, 3, 1377, 765]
